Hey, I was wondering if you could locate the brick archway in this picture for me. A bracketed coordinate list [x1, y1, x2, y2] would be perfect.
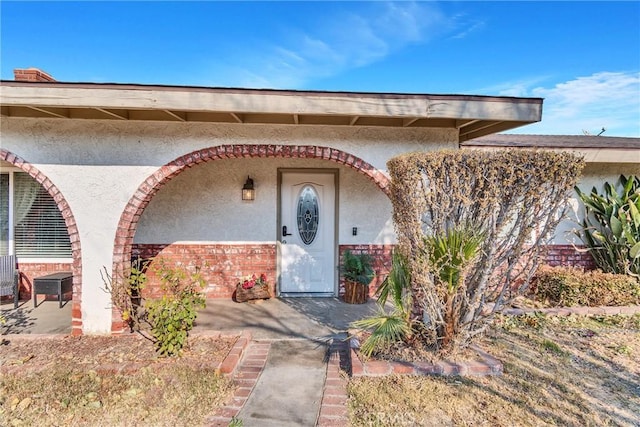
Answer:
[0, 149, 83, 335]
[110, 145, 390, 330]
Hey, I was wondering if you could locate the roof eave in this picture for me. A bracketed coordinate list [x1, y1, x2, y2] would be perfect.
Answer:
[0, 81, 543, 140]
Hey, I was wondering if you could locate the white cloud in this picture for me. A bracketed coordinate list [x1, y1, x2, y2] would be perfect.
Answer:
[502, 72, 640, 137]
[204, 2, 455, 89]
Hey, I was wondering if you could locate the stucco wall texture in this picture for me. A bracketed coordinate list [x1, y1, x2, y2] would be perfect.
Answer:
[1, 117, 456, 333]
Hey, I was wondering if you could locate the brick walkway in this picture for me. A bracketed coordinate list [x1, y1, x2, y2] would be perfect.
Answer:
[206, 339, 271, 426]
[317, 339, 350, 426]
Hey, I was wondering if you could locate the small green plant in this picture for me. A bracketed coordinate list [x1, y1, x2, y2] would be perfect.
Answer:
[575, 174, 640, 277]
[341, 250, 376, 304]
[340, 250, 375, 285]
[146, 262, 206, 356]
[228, 416, 244, 426]
[541, 339, 566, 356]
[351, 251, 413, 358]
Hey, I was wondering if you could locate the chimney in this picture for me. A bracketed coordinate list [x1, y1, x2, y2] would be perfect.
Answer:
[13, 67, 56, 82]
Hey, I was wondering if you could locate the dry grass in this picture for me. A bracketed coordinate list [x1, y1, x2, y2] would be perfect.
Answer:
[0, 334, 237, 426]
[347, 313, 640, 427]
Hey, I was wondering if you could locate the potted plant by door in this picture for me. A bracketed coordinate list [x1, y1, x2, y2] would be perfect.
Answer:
[340, 250, 375, 304]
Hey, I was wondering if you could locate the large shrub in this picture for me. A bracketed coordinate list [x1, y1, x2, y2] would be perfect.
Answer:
[387, 149, 584, 353]
[575, 174, 640, 277]
[533, 265, 640, 307]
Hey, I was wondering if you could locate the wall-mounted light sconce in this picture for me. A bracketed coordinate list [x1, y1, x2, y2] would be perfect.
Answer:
[242, 176, 255, 201]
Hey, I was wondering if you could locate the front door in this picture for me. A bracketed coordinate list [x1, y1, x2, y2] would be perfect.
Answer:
[279, 171, 336, 295]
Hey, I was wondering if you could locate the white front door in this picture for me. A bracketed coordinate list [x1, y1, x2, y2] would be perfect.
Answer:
[279, 171, 336, 295]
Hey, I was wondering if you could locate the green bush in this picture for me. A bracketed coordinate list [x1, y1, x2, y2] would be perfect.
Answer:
[533, 265, 640, 307]
[146, 262, 206, 356]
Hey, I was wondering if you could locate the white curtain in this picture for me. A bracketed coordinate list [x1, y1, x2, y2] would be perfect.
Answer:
[13, 174, 39, 226]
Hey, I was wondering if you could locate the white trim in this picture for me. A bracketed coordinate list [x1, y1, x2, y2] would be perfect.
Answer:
[18, 258, 73, 264]
[8, 171, 14, 256]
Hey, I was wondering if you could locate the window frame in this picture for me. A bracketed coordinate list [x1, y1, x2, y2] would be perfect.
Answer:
[0, 166, 73, 262]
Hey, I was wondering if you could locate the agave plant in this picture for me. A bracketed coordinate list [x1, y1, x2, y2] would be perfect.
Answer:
[575, 174, 640, 276]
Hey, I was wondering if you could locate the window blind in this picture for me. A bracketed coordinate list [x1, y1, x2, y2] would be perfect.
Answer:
[14, 172, 72, 258]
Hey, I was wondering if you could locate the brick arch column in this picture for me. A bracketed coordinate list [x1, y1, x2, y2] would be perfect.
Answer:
[110, 144, 390, 332]
[0, 149, 83, 335]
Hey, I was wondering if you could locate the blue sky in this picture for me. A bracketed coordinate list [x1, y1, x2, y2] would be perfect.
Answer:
[1, 1, 639, 137]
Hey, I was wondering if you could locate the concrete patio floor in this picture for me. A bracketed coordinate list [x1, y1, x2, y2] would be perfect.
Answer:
[0, 298, 72, 335]
[1, 296, 380, 338]
[194, 297, 380, 341]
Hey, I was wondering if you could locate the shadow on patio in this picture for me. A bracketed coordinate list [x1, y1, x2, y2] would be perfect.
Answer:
[193, 297, 380, 342]
[1, 299, 72, 335]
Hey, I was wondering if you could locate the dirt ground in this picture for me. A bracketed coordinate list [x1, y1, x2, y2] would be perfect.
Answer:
[0, 333, 235, 372]
[348, 313, 640, 426]
[0, 334, 237, 426]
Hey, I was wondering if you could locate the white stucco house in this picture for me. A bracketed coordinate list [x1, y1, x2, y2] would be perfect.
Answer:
[1, 68, 638, 335]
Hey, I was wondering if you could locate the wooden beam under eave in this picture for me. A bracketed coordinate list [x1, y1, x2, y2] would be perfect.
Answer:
[230, 113, 243, 123]
[456, 119, 479, 129]
[403, 117, 419, 127]
[163, 110, 186, 121]
[94, 108, 128, 120]
[27, 106, 69, 119]
[293, 114, 299, 124]
[460, 121, 529, 142]
[350, 116, 360, 126]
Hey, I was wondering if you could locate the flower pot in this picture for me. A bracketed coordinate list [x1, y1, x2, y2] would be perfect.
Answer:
[343, 280, 368, 304]
[235, 283, 271, 303]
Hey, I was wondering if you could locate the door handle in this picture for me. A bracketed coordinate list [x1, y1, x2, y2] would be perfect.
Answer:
[282, 225, 292, 236]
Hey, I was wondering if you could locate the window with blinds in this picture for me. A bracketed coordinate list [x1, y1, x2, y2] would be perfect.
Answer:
[12, 172, 72, 258]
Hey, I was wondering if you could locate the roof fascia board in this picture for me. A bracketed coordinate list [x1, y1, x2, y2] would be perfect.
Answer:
[0, 83, 542, 123]
[462, 146, 640, 164]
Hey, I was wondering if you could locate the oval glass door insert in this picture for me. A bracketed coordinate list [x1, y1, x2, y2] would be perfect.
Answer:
[297, 185, 319, 245]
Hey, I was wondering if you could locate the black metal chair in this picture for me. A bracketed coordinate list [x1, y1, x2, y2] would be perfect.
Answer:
[0, 255, 19, 308]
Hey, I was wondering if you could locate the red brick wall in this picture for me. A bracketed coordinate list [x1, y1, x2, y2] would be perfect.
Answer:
[336, 244, 595, 299]
[15, 262, 73, 299]
[132, 243, 277, 299]
[14, 68, 56, 82]
[339, 244, 394, 297]
[542, 245, 596, 270]
[125, 243, 592, 303]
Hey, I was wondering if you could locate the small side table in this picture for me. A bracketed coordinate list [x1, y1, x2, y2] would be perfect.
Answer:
[33, 272, 73, 308]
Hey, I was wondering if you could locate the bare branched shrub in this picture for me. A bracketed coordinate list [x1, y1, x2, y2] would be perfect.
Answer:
[387, 149, 584, 353]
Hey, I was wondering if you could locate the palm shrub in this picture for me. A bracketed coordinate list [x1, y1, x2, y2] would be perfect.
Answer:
[575, 174, 640, 277]
[424, 225, 484, 349]
[351, 251, 412, 357]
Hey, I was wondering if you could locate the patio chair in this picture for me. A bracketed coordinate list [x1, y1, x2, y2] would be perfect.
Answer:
[0, 255, 19, 308]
